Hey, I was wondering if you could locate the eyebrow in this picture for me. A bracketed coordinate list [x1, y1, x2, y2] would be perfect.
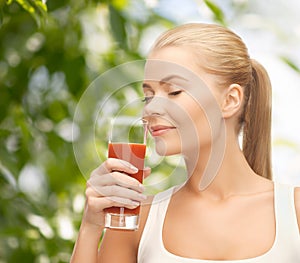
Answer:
[143, 74, 188, 89]
[160, 74, 188, 83]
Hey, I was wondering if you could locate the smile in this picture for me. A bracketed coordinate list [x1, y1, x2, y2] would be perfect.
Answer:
[150, 125, 176, 137]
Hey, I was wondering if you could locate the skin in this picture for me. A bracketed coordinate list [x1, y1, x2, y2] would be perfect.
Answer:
[71, 46, 300, 263]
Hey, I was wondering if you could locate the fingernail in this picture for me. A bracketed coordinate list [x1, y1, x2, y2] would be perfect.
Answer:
[139, 184, 145, 191]
[131, 201, 140, 206]
[130, 165, 138, 172]
[120, 160, 138, 172]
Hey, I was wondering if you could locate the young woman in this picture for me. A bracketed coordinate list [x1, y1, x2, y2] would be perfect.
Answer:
[71, 23, 300, 262]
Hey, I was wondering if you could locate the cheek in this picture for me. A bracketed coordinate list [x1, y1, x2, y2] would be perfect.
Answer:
[190, 104, 210, 132]
[177, 102, 212, 151]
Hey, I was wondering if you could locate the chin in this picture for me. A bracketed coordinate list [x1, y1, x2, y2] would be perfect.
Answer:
[154, 138, 181, 156]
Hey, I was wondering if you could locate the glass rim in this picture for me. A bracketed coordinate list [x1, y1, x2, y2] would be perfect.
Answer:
[108, 116, 148, 145]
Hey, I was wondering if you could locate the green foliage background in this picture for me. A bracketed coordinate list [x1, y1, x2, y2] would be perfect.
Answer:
[0, 0, 299, 262]
[0, 1, 179, 262]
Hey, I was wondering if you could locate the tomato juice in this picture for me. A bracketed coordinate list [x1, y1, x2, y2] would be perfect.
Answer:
[105, 142, 146, 215]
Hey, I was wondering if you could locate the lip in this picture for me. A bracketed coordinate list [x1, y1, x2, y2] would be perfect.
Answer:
[150, 125, 176, 137]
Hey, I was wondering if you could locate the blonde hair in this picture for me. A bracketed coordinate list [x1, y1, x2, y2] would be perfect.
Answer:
[151, 23, 272, 179]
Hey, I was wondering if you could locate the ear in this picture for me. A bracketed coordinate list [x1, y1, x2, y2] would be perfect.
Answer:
[221, 84, 243, 119]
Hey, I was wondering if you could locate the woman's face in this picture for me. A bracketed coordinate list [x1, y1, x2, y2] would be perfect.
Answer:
[143, 46, 224, 157]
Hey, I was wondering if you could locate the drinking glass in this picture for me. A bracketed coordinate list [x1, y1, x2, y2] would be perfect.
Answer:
[104, 116, 147, 230]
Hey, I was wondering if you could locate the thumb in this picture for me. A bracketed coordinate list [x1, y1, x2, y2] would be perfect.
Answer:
[143, 167, 151, 179]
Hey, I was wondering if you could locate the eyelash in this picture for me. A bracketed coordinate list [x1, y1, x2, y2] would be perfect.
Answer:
[169, 90, 182, 96]
[142, 90, 182, 104]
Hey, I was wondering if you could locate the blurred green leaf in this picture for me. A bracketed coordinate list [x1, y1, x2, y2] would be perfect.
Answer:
[5, 0, 48, 27]
[111, 0, 128, 10]
[14, 0, 35, 14]
[280, 56, 300, 74]
[273, 138, 298, 149]
[109, 4, 128, 50]
[204, 0, 226, 25]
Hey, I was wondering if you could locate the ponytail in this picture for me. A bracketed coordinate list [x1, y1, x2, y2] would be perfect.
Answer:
[242, 59, 272, 179]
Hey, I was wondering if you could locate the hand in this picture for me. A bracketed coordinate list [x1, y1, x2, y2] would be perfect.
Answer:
[83, 158, 151, 227]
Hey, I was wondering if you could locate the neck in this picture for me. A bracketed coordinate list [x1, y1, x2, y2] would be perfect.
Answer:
[183, 131, 266, 200]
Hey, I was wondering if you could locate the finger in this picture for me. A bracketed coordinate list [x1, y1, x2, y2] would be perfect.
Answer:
[88, 172, 144, 193]
[86, 179, 146, 202]
[97, 185, 147, 202]
[106, 196, 141, 209]
[92, 158, 138, 176]
[86, 196, 140, 212]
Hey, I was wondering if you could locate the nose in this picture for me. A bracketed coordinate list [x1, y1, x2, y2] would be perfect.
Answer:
[142, 96, 166, 120]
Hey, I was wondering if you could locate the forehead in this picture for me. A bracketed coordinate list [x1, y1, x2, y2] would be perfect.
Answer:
[148, 46, 196, 65]
[144, 47, 198, 82]
[144, 47, 220, 95]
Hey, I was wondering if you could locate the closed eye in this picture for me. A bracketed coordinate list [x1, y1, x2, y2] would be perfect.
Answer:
[169, 90, 182, 96]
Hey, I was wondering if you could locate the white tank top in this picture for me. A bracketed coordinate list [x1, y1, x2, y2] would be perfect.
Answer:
[138, 183, 300, 262]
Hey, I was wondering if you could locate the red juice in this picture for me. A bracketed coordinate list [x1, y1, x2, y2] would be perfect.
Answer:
[105, 142, 146, 215]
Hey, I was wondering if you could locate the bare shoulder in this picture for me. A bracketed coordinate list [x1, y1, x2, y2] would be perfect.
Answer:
[294, 187, 300, 232]
[98, 196, 154, 263]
